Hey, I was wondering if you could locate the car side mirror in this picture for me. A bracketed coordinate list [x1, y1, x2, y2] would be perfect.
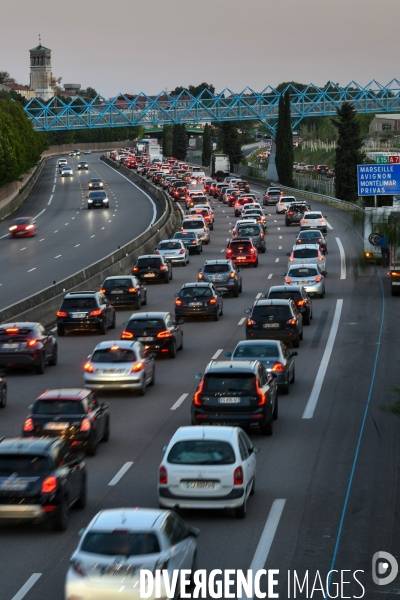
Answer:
[281, 273, 287, 276]
[291, 351, 298, 357]
[78, 528, 86, 537]
[244, 308, 251, 314]
[87, 354, 91, 359]
[177, 319, 184, 325]
[28, 403, 34, 410]
[162, 445, 168, 452]
[260, 293, 266, 298]
[186, 526, 200, 538]
[225, 351, 232, 357]
[197, 268, 202, 273]
[250, 446, 260, 454]
[101, 402, 108, 410]
[174, 292, 179, 297]
[194, 372, 203, 380]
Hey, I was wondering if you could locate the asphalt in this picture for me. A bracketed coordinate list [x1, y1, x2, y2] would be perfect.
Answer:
[0, 179, 399, 599]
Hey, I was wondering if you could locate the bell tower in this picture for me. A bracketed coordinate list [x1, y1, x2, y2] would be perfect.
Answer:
[29, 35, 54, 101]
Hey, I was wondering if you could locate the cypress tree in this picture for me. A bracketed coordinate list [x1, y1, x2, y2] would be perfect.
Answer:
[275, 91, 293, 186]
[220, 122, 243, 170]
[163, 124, 173, 157]
[172, 124, 187, 160]
[333, 102, 364, 202]
[202, 124, 212, 167]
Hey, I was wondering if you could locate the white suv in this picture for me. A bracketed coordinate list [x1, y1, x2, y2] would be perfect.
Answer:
[181, 216, 210, 244]
[300, 211, 328, 234]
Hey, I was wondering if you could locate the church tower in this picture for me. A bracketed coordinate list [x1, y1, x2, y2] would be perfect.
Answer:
[29, 36, 54, 101]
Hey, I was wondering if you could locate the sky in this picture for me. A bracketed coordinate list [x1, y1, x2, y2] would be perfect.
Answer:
[2, 0, 399, 98]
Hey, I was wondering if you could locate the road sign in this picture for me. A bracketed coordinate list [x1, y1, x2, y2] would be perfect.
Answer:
[376, 155, 400, 164]
[358, 163, 400, 196]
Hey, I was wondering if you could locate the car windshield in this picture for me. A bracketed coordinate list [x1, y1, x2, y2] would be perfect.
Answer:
[90, 179, 101, 183]
[268, 291, 302, 301]
[61, 298, 97, 310]
[103, 279, 132, 289]
[137, 258, 161, 267]
[174, 232, 196, 239]
[81, 532, 160, 556]
[252, 305, 291, 318]
[289, 268, 318, 277]
[233, 343, 279, 358]
[180, 287, 212, 298]
[126, 319, 164, 331]
[167, 440, 235, 465]
[158, 242, 182, 250]
[182, 221, 203, 229]
[304, 214, 322, 220]
[14, 218, 32, 224]
[293, 249, 318, 258]
[203, 373, 256, 395]
[88, 192, 106, 199]
[0, 455, 52, 476]
[298, 231, 323, 239]
[237, 226, 260, 236]
[91, 348, 137, 363]
[204, 264, 230, 273]
[33, 400, 85, 415]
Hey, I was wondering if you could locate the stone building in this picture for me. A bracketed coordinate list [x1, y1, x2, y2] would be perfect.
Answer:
[29, 39, 54, 101]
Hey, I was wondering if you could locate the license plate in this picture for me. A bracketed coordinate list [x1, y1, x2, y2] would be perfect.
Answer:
[71, 313, 86, 318]
[189, 302, 203, 307]
[111, 290, 123, 294]
[101, 565, 135, 577]
[1, 480, 28, 491]
[263, 323, 279, 328]
[143, 273, 155, 277]
[219, 397, 240, 403]
[2, 343, 19, 349]
[102, 368, 124, 374]
[186, 481, 215, 489]
[138, 337, 153, 342]
[212, 276, 223, 281]
[45, 422, 69, 430]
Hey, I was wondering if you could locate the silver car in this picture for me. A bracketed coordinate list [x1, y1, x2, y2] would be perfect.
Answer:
[181, 217, 210, 244]
[83, 340, 155, 394]
[60, 166, 73, 177]
[287, 244, 326, 274]
[285, 263, 325, 298]
[155, 239, 189, 265]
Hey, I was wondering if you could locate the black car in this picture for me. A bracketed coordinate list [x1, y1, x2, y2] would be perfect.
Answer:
[171, 184, 189, 202]
[132, 255, 172, 283]
[100, 276, 147, 309]
[88, 177, 103, 190]
[295, 229, 328, 254]
[244, 298, 303, 347]
[121, 311, 183, 358]
[0, 437, 87, 530]
[285, 204, 310, 227]
[56, 291, 116, 336]
[0, 322, 58, 374]
[175, 283, 223, 321]
[87, 191, 109, 209]
[197, 259, 242, 297]
[77, 161, 89, 170]
[23, 388, 110, 456]
[265, 285, 313, 325]
[173, 231, 202, 254]
[237, 180, 250, 193]
[191, 360, 278, 435]
[0, 373, 6, 408]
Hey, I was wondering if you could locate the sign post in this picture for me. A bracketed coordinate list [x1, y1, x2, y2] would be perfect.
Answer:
[357, 164, 400, 197]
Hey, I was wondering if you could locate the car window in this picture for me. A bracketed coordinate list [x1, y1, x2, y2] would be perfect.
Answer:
[33, 400, 85, 415]
[268, 291, 302, 302]
[203, 374, 256, 395]
[182, 221, 204, 229]
[252, 305, 291, 318]
[238, 433, 249, 460]
[181, 287, 212, 298]
[158, 242, 182, 250]
[168, 440, 236, 465]
[164, 314, 173, 328]
[233, 343, 279, 358]
[293, 249, 318, 259]
[203, 264, 230, 273]
[231, 242, 252, 251]
[126, 319, 163, 331]
[81, 531, 160, 556]
[103, 279, 132, 289]
[289, 268, 318, 277]
[137, 258, 161, 267]
[304, 213, 323, 220]
[0, 455, 52, 476]
[237, 226, 260, 236]
[88, 192, 107, 199]
[91, 348, 137, 363]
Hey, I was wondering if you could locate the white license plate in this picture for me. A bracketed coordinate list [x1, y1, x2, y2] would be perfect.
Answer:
[219, 397, 240, 403]
[189, 302, 203, 307]
[71, 313, 86, 318]
[143, 273, 155, 277]
[2, 343, 19, 349]
[186, 481, 215, 489]
[212, 276, 223, 281]
[102, 368, 124, 374]
[138, 337, 153, 342]
[111, 290, 123, 294]
[45, 422, 69, 430]
[1, 480, 28, 491]
[263, 323, 279, 328]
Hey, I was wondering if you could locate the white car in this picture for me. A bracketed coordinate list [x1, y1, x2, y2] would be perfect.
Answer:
[57, 158, 67, 167]
[158, 426, 258, 518]
[61, 166, 73, 177]
[300, 211, 328, 234]
[155, 239, 189, 265]
[181, 216, 210, 244]
[276, 196, 297, 214]
[287, 244, 326, 274]
[65, 508, 199, 600]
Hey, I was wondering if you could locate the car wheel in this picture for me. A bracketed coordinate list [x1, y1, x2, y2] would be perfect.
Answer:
[53, 498, 69, 531]
[99, 320, 107, 335]
[299, 328, 303, 341]
[235, 495, 247, 518]
[250, 476, 255, 496]
[102, 417, 110, 442]
[273, 397, 279, 420]
[48, 344, 58, 366]
[253, 261, 258, 268]
[170, 270, 173, 280]
[35, 353, 46, 375]
[280, 382, 289, 395]
[169, 341, 177, 358]
[291, 367, 296, 384]
[139, 376, 146, 396]
[293, 336, 300, 348]
[164, 276, 169, 284]
[200, 246, 203, 253]
[0, 387, 7, 409]
[239, 282, 243, 293]
[149, 366, 156, 386]
[178, 334, 183, 350]
[233, 286, 239, 298]
[57, 328, 65, 337]
[303, 313, 311, 326]
[111, 313, 116, 329]
[87, 433, 98, 456]
[135, 298, 141, 311]
[213, 308, 220, 321]
[260, 411, 273, 436]
[142, 292, 147, 306]
[75, 480, 87, 509]
[87, 205, 91, 210]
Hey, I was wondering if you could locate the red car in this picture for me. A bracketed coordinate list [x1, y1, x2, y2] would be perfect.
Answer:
[226, 238, 258, 267]
[9, 217, 37, 238]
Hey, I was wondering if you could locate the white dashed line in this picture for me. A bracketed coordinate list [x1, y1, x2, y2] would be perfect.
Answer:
[171, 393, 188, 410]
[11, 573, 42, 600]
[54, 255, 61, 258]
[39, 238, 44, 242]
[275, 258, 279, 262]
[108, 462, 134, 486]
[336, 237, 346, 279]
[33, 209, 46, 220]
[211, 349, 224, 360]
[52, 185, 55, 193]
[65, 223, 68, 226]
[238, 317, 246, 325]
[47, 194, 53, 205]
[0, 234, 9, 239]
[75, 244, 81, 247]
[101, 227, 105, 230]
[27, 268, 36, 272]
[54, 230, 58, 233]
[220, 248, 224, 252]
[279, 246, 282, 249]
[279, 236, 282, 239]
[268, 274, 273, 279]
[327, 221, 333, 230]
[255, 292, 262, 299]
[274, 220, 277, 222]
[91, 235, 95, 238]
[20, 247, 26, 251]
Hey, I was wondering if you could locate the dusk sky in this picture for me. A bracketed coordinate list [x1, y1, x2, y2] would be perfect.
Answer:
[2, 0, 399, 98]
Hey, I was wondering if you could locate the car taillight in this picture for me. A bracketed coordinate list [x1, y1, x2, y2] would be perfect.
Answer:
[230, 272, 236, 279]
[84, 362, 93, 372]
[272, 362, 285, 372]
[315, 276, 322, 282]
[179, 249, 185, 254]
[57, 311, 68, 318]
[133, 266, 139, 272]
[127, 288, 136, 293]
[42, 476, 58, 494]
[287, 211, 293, 215]
[247, 318, 256, 326]
[234, 466, 244, 485]
[131, 362, 143, 373]
[256, 379, 266, 405]
[27, 339, 38, 347]
[89, 309, 102, 317]
[266, 195, 270, 198]
[23, 418, 34, 432]
[208, 298, 217, 305]
[159, 466, 168, 484]
[71, 561, 86, 577]
[157, 330, 171, 338]
[318, 219, 325, 222]
[285, 277, 292, 283]
[121, 330, 133, 339]
[154, 250, 160, 254]
[226, 248, 232, 255]
[289, 255, 294, 262]
[175, 298, 183, 306]
[287, 318, 297, 325]
[100, 288, 106, 293]
[80, 418, 91, 432]
[297, 300, 306, 306]
[198, 273, 204, 280]
[193, 380, 204, 405]
[250, 248, 255, 254]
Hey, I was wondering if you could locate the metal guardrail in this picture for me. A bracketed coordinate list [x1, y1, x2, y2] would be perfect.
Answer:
[281, 186, 365, 215]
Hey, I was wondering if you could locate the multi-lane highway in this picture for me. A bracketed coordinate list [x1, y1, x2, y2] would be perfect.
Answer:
[0, 169, 399, 600]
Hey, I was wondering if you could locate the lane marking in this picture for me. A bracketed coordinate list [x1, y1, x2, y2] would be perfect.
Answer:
[171, 393, 188, 410]
[0, 234, 9, 239]
[33, 209, 46, 220]
[39, 238, 44, 242]
[279, 236, 282, 239]
[335, 237, 346, 280]
[275, 258, 279, 262]
[268, 274, 273, 279]
[54, 254, 61, 258]
[279, 246, 282, 249]
[274, 219, 277, 222]
[54, 177, 56, 183]
[11, 574, 42, 600]
[108, 461, 134, 486]
[211, 348, 223, 360]
[238, 317, 246, 325]
[27, 268, 36, 272]
[20, 247, 26, 251]
[47, 194, 53, 205]
[302, 299, 343, 419]
[327, 221, 333, 230]
[75, 244, 81, 247]
[220, 248, 224, 252]
[255, 292, 262, 299]
[52, 185, 55, 193]
[65, 223, 68, 226]
[91, 234, 95, 238]
[277, 227, 281, 230]
[54, 230, 58, 233]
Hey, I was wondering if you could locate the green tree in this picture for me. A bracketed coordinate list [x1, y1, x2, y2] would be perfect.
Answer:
[170, 83, 215, 98]
[162, 124, 173, 157]
[333, 102, 364, 202]
[202, 124, 212, 167]
[0, 71, 15, 85]
[219, 122, 243, 170]
[172, 124, 187, 160]
[275, 91, 293, 186]
[84, 87, 98, 99]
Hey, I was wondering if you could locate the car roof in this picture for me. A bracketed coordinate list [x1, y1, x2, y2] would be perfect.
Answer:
[303, 211, 323, 216]
[1, 322, 40, 328]
[205, 360, 260, 373]
[234, 339, 280, 348]
[292, 244, 320, 250]
[92, 341, 138, 351]
[204, 259, 231, 265]
[64, 291, 99, 297]
[255, 298, 293, 306]
[127, 311, 168, 319]
[181, 282, 212, 288]
[297, 230, 324, 236]
[88, 508, 167, 532]
[170, 425, 238, 442]
[288, 263, 320, 269]
[137, 254, 162, 259]
[104, 275, 134, 280]
[36, 388, 92, 401]
[268, 285, 304, 292]
[0, 437, 60, 455]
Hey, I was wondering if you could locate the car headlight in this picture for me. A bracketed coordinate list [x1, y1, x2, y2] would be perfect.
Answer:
[103, 199, 108, 203]
[88, 200, 93, 203]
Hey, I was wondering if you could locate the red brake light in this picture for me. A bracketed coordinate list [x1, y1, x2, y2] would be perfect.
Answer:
[194, 380, 204, 406]
[131, 362, 143, 373]
[89, 309, 102, 317]
[256, 379, 266, 405]
[157, 330, 171, 338]
[159, 466, 168, 484]
[121, 330, 133, 339]
[80, 418, 91, 432]
[226, 248, 232, 255]
[230, 272, 235, 279]
[57, 311, 68, 318]
[128, 287, 136, 293]
[133, 266, 139, 272]
[42, 476, 57, 494]
[234, 466, 244, 485]
[72, 561, 86, 577]
[297, 300, 305, 306]
[198, 273, 204, 280]
[84, 362, 93, 372]
[247, 318, 256, 326]
[27, 339, 38, 347]
[175, 298, 183, 306]
[6, 328, 19, 333]
[23, 418, 34, 432]
[179, 249, 185, 254]
[287, 318, 297, 325]
[208, 298, 217, 305]
[154, 250, 160, 254]
[100, 288, 106, 293]
[159, 265, 167, 271]
[272, 362, 285, 372]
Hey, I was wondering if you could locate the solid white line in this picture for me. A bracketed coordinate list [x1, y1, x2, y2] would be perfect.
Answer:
[275, 258, 279, 262]
[238, 317, 246, 325]
[211, 348, 223, 360]
[268, 274, 273, 279]
[54, 178, 56, 183]
[52, 185, 55, 193]
[47, 194, 53, 205]
[171, 393, 188, 410]
[33, 209, 46, 220]
[303, 299, 343, 419]
[108, 462, 134, 486]
[27, 268, 36, 272]
[327, 221, 333, 230]
[11, 574, 42, 600]
[335, 237, 346, 279]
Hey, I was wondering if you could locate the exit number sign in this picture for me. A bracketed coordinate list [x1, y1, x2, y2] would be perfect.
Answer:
[376, 155, 400, 164]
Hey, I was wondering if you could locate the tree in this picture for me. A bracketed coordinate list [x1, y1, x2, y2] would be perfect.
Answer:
[0, 71, 15, 85]
[172, 124, 187, 160]
[275, 91, 293, 186]
[163, 124, 173, 157]
[202, 124, 212, 167]
[218, 122, 243, 170]
[333, 102, 364, 202]
[170, 83, 215, 98]
[84, 87, 98, 99]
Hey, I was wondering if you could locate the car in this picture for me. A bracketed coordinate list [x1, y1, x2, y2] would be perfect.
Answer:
[276, 196, 297, 214]
[158, 425, 258, 517]
[305, 164, 315, 172]
[132, 255, 172, 283]
[61, 166, 73, 177]
[83, 340, 155, 394]
[171, 183, 188, 201]
[69, 151, 77, 156]
[300, 211, 328, 234]
[285, 264, 326, 298]
[226, 238, 258, 267]
[74, 149, 81, 156]
[285, 203, 310, 227]
[100, 275, 147, 309]
[65, 508, 198, 600]
[234, 196, 257, 217]
[327, 169, 335, 178]
[8, 216, 37, 238]
[197, 259, 242, 297]
[317, 165, 329, 175]
[266, 285, 313, 325]
[56, 291, 116, 336]
[0, 322, 57, 374]
[0, 437, 87, 530]
[121, 312, 183, 357]
[173, 231, 202, 254]
[23, 388, 109, 455]
[295, 229, 328, 254]
[57, 158, 68, 168]
[83, 150, 91, 155]
[222, 188, 237, 204]
[185, 193, 209, 210]
[181, 217, 210, 244]
[241, 206, 267, 229]
[187, 206, 214, 229]
[232, 222, 266, 253]
[77, 161, 89, 170]
[227, 190, 242, 207]
[213, 182, 228, 198]
[191, 360, 278, 435]
[87, 190, 109, 209]
[155, 239, 189, 265]
[244, 298, 303, 347]
[236, 180, 251, 193]
[295, 163, 306, 173]
[215, 185, 231, 201]
[226, 340, 297, 394]
[175, 282, 223, 321]
[287, 244, 326, 274]
[264, 187, 283, 205]
[0, 372, 6, 408]
[88, 177, 103, 189]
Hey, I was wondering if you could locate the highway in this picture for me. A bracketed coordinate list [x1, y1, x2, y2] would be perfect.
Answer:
[0, 153, 162, 309]
[0, 173, 399, 600]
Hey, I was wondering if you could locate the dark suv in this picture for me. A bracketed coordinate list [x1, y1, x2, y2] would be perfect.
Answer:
[132, 255, 172, 283]
[244, 299, 303, 347]
[265, 285, 312, 325]
[175, 282, 223, 321]
[0, 437, 87, 530]
[121, 312, 183, 357]
[198, 260, 242, 296]
[191, 360, 278, 435]
[285, 203, 310, 227]
[56, 291, 116, 336]
[100, 275, 147, 309]
[0, 322, 58, 374]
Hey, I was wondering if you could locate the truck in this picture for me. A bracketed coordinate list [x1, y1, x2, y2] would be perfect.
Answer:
[363, 206, 400, 295]
[210, 154, 230, 181]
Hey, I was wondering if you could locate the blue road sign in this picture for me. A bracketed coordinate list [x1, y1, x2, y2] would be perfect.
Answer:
[357, 164, 400, 196]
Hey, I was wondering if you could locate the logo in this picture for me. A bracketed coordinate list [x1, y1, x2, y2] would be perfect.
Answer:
[372, 551, 398, 586]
